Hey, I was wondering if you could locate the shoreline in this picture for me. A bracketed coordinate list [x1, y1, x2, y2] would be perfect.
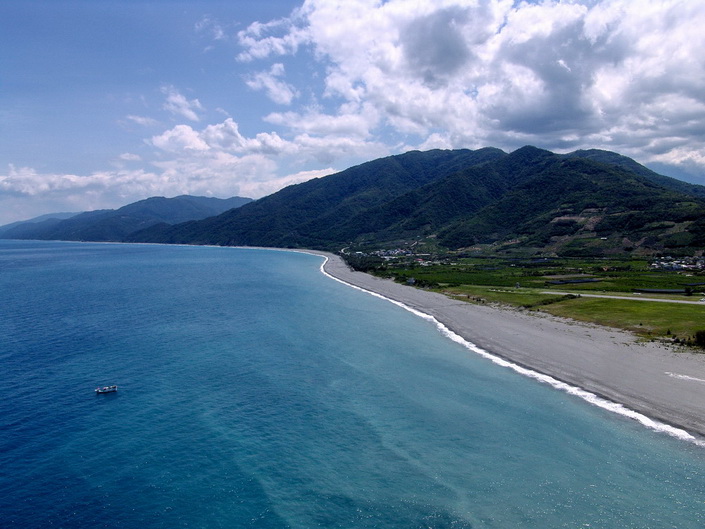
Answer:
[307, 250, 705, 444]
[7, 242, 705, 443]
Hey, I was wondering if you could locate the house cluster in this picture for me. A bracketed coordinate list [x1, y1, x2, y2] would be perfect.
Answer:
[366, 248, 445, 266]
[650, 256, 705, 271]
[370, 248, 414, 258]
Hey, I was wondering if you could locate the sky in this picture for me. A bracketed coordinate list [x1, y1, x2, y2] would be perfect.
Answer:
[2, 0, 705, 225]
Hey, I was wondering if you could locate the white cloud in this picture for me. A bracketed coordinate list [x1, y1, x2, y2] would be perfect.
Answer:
[161, 85, 204, 122]
[0, 111, 389, 224]
[118, 153, 142, 161]
[151, 124, 210, 152]
[150, 152, 277, 197]
[236, 11, 310, 62]
[151, 118, 295, 156]
[0, 164, 175, 224]
[151, 116, 386, 166]
[0, 152, 282, 224]
[291, 133, 389, 165]
[264, 103, 377, 138]
[245, 63, 299, 105]
[0, 164, 159, 198]
[235, 0, 705, 176]
[126, 115, 159, 127]
[195, 15, 226, 41]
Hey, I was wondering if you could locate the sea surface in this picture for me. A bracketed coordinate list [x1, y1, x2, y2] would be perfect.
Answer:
[2, 240, 705, 528]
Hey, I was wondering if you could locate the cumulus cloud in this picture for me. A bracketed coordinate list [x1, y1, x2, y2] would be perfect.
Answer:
[236, 11, 310, 62]
[264, 103, 377, 138]
[235, 0, 705, 176]
[151, 119, 291, 156]
[0, 164, 173, 223]
[0, 152, 286, 224]
[150, 116, 387, 166]
[151, 124, 210, 152]
[161, 85, 204, 122]
[0, 112, 384, 224]
[401, 6, 473, 86]
[243, 167, 333, 198]
[1, 164, 157, 198]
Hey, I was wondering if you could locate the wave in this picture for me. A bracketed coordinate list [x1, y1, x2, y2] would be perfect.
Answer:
[318, 255, 705, 448]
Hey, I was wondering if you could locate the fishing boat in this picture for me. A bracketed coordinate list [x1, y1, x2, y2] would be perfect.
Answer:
[95, 385, 118, 394]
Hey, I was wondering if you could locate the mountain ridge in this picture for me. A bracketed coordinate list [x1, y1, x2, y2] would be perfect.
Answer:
[128, 145, 705, 256]
[1, 195, 252, 242]
[5, 147, 705, 257]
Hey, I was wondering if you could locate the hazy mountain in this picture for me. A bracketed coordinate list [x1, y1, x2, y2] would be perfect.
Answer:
[0, 212, 79, 237]
[1, 195, 252, 242]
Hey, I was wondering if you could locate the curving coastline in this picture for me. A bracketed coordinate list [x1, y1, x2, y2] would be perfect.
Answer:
[307, 250, 705, 444]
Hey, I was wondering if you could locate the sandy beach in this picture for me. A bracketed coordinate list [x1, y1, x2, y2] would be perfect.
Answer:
[309, 251, 705, 442]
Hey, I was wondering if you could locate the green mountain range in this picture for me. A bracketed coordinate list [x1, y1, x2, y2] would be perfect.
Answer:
[126, 146, 705, 256]
[0, 195, 252, 242]
[4, 147, 704, 256]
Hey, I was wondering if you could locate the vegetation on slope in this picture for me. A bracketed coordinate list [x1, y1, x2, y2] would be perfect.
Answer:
[6, 145, 705, 258]
[129, 146, 705, 256]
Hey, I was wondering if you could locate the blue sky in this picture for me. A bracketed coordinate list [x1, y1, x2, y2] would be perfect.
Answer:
[2, 0, 705, 225]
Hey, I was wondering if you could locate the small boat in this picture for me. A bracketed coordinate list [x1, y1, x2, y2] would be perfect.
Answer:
[95, 385, 118, 394]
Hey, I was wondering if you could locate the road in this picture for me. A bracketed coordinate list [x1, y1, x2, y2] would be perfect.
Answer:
[544, 291, 705, 305]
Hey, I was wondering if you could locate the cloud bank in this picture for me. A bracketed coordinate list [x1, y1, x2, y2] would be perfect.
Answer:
[3, 0, 704, 224]
[235, 0, 705, 167]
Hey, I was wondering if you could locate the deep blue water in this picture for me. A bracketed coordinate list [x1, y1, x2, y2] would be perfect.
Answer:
[2, 240, 705, 528]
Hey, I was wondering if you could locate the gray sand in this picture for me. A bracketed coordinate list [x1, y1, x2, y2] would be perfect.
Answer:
[309, 251, 705, 440]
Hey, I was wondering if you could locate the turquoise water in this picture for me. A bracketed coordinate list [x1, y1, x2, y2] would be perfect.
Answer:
[2, 240, 705, 528]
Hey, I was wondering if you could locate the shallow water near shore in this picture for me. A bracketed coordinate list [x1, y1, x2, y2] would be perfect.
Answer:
[2, 240, 705, 528]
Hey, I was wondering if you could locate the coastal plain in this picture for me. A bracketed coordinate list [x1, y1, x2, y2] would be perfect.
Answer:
[313, 251, 705, 442]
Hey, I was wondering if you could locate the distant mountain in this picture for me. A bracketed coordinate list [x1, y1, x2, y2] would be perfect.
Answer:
[128, 147, 705, 256]
[0, 212, 79, 237]
[1, 195, 252, 242]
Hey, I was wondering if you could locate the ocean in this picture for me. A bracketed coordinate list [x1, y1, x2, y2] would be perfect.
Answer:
[2, 240, 705, 528]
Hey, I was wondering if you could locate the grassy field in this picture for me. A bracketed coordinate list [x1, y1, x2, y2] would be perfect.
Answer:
[361, 255, 705, 346]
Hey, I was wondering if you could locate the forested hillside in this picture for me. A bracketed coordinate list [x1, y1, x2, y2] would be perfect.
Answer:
[128, 146, 705, 256]
[6, 146, 704, 257]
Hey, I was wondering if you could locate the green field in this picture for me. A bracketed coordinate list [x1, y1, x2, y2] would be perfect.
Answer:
[352, 254, 705, 347]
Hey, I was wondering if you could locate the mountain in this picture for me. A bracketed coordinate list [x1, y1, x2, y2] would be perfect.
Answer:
[565, 149, 705, 200]
[128, 146, 705, 256]
[8, 148, 704, 256]
[438, 147, 705, 255]
[1, 195, 252, 242]
[0, 212, 79, 237]
[127, 148, 506, 247]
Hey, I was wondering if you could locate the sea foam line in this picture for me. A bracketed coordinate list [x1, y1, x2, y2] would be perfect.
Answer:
[318, 255, 705, 448]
